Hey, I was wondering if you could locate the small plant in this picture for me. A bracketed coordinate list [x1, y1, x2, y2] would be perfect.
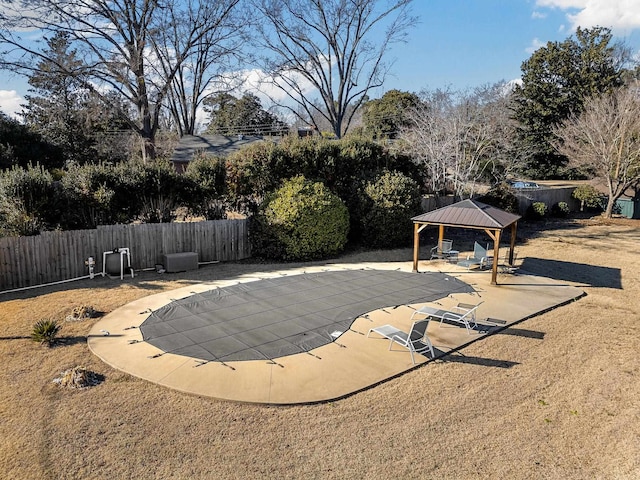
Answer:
[551, 201, 570, 217]
[527, 201, 548, 220]
[31, 318, 61, 346]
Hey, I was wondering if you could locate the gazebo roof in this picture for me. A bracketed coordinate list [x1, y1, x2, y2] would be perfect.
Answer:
[412, 199, 521, 230]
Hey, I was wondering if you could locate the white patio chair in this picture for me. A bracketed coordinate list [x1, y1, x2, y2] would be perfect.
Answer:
[430, 238, 454, 260]
[457, 242, 492, 270]
[367, 319, 434, 365]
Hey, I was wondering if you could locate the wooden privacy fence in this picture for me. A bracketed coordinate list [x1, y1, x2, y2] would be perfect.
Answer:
[0, 219, 251, 291]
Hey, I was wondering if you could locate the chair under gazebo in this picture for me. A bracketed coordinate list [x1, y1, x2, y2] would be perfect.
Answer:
[412, 199, 521, 285]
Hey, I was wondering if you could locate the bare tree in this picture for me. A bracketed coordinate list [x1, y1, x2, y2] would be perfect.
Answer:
[401, 83, 517, 199]
[251, 0, 416, 138]
[164, 0, 246, 136]
[401, 89, 452, 197]
[554, 85, 640, 218]
[0, 0, 244, 159]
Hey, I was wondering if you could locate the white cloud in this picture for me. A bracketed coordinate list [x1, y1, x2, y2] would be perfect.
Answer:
[536, 0, 640, 31]
[526, 37, 547, 54]
[0, 90, 24, 118]
[532, 11, 547, 19]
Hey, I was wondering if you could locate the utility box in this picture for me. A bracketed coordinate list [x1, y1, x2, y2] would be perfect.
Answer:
[163, 252, 198, 273]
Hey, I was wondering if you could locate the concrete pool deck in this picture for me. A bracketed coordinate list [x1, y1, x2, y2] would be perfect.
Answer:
[88, 261, 584, 404]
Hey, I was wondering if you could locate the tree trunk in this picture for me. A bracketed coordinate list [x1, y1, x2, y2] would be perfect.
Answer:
[604, 198, 615, 218]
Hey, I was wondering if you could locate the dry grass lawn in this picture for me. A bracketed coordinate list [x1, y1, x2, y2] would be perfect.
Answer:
[1, 216, 639, 479]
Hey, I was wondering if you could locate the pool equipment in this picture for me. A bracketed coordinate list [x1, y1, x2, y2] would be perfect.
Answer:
[102, 248, 134, 279]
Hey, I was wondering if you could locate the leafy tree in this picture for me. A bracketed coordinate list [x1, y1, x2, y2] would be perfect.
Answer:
[22, 32, 88, 164]
[511, 27, 624, 178]
[553, 86, 640, 218]
[204, 93, 288, 136]
[251, 0, 416, 138]
[362, 89, 420, 139]
[572, 184, 603, 212]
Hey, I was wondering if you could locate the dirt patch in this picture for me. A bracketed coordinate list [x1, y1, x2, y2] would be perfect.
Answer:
[0, 216, 638, 479]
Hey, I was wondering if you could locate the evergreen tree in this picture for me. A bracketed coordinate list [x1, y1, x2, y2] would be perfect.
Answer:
[362, 89, 420, 140]
[511, 27, 623, 179]
[0, 113, 64, 170]
[23, 32, 129, 165]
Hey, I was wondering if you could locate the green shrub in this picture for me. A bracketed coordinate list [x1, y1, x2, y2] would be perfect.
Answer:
[527, 201, 548, 220]
[183, 153, 228, 219]
[551, 201, 570, 217]
[60, 162, 144, 228]
[225, 140, 282, 205]
[479, 182, 520, 214]
[31, 318, 61, 346]
[0, 165, 60, 236]
[572, 185, 603, 212]
[224, 136, 422, 216]
[355, 170, 422, 248]
[251, 176, 349, 261]
[134, 161, 190, 223]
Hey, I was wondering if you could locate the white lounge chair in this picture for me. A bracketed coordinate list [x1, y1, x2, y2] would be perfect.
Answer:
[410, 301, 484, 334]
[367, 319, 434, 364]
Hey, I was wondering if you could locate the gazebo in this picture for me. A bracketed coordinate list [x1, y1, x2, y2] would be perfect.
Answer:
[411, 199, 521, 285]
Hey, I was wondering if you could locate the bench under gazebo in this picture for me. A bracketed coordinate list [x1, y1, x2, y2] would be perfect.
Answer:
[412, 199, 521, 285]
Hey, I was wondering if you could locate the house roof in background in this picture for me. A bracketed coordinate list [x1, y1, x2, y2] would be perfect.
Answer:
[170, 134, 269, 164]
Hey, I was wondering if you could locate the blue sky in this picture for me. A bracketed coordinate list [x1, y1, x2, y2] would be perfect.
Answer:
[2, 0, 640, 117]
[373, 0, 640, 96]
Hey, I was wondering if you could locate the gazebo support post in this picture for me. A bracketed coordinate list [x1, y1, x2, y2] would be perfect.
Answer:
[438, 224, 445, 243]
[412, 223, 421, 272]
[509, 222, 518, 265]
[483, 228, 501, 285]
[491, 229, 501, 285]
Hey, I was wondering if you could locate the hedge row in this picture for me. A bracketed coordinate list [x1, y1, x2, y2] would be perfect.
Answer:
[1, 137, 424, 260]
